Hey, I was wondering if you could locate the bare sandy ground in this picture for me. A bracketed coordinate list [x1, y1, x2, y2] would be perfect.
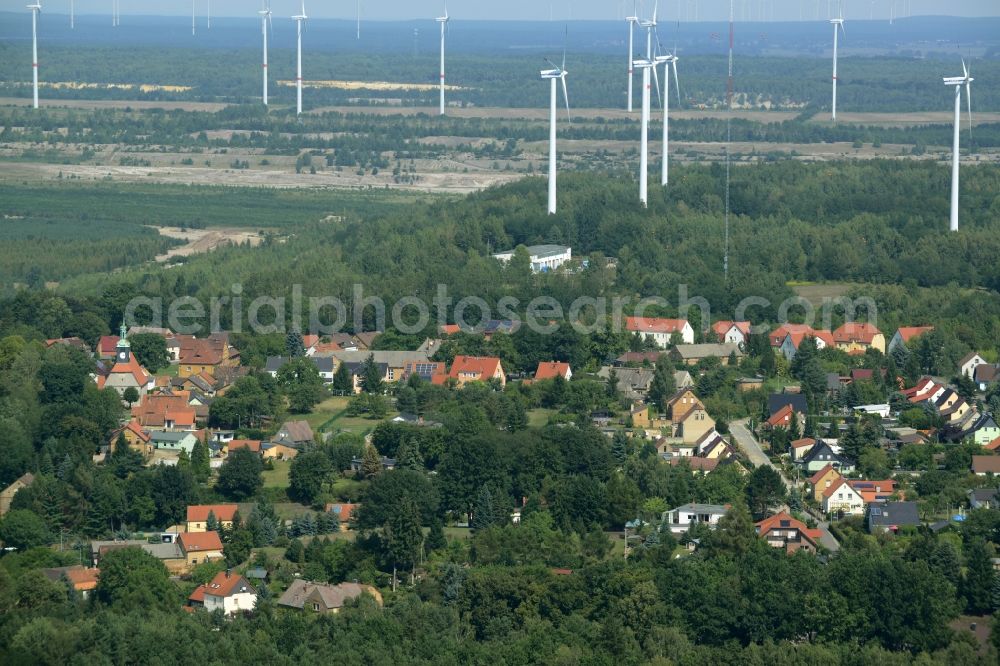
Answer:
[810, 111, 1000, 126]
[0, 97, 229, 112]
[0, 161, 522, 194]
[152, 226, 266, 262]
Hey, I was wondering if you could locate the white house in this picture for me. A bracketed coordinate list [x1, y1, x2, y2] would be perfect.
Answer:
[821, 477, 866, 516]
[662, 503, 729, 535]
[625, 316, 695, 347]
[189, 571, 257, 617]
[492, 244, 572, 273]
[960, 352, 988, 380]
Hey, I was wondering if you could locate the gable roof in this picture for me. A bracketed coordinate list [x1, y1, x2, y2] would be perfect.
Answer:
[113, 420, 151, 444]
[186, 504, 239, 523]
[801, 440, 846, 465]
[178, 531, 224, 553]
[189, 571, 256, 604]
[673, 343, 743, 360]
[276, 580, 379, 610]
[449, 355, 503, 381]
[766, 404, 795, 428]
[791, 437, 817, 450]
[833, 322, 883, 345]
[974, 364, 999, 383]
[615, 351, 663, 366]
[229, 439, 262, 453]
[808, 464, 841, 486]
[768, 393, 808, 417]
[276, 420, 314, 444]
[107, 352, 152, 387]
[626, 316, 689, 335]
[98, 335, 120, 355]
[822, 477, 860, 499]
[711, 320, 751, 340]
[535, 361, 571, 381]
[770, 323, 817, 347]
[867, 501, 920, 527]
[895, 326, 933, 343]
[958, 352, 986, 368]
[971, 456, 1000, 474]
[754, 512, 823, 543]
[666, 456, 720, 472]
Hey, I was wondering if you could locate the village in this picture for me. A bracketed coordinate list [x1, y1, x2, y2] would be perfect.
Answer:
[3, 309, 997, 624]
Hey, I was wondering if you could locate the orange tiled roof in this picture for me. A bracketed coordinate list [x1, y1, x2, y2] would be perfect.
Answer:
[192, 571, 255, 601]
[833, 322, 882, 345]
[755, 512, 823, 543]
[64, 567, 99, 592]
[186, 504, 239, 523]
[179, 531, 224, 553]
[449, 355, 502, 381]
[766, 404, 794, 428]
[229, 439, 262, 453]
[626, 316, 689, 335]
[896, 326, 934, 343]
[535, 361, 571, 381]
[711, 320, 751, 341]
[108, 352, 152, 387]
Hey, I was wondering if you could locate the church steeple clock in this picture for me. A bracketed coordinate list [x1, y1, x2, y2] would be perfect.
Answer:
[116, 322, 131, 364]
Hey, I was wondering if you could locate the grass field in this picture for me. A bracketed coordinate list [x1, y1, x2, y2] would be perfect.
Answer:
[526, 408, 558, 427]
[262, 461, 291, 489]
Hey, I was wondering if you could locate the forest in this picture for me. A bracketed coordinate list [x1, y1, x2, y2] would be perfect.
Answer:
[1, 44, 999, 112]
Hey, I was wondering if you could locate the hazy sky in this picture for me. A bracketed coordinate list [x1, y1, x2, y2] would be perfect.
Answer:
[3, 0, 999, 22]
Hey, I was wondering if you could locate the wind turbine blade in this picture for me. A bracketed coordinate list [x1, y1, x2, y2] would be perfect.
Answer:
[961, 58, 968, 78]
[562, 25, 568, 71]
[544, 57, 559, 71]
[561, 76, 570, 122]
[672, 60, 681, 105]
[651, 61, 661, 108]
[652, 0, 658, 23]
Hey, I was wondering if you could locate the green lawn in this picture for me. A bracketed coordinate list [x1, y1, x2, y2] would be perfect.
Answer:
[527, 408, 558, 427]
[304, 395, 395, 435]
[262, 461, 291, 489]
[329, 477, 367, 503]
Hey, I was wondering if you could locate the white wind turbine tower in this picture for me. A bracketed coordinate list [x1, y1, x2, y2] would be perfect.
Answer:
[28, 1, 41, 110]
[259, 1, 272, 106]
[829, 3, 845, 122]
[654, 45, 680, 186]
[943, 61, 973, 232]
[293, 0, 308, 116]
[356, 0, 361, 40]
[540, 48, 570, 215]
[436, 5, 449, 116]
[633, 57, 653, 207]
[207, 0, 211, 29]
[625, 1, 639, 112]
[70, 0, 73, 28]
[192, 0, 196, 35]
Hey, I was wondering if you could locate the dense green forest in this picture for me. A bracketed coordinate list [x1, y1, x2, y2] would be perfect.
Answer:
[3, 104, 999, 154]
[1, 44, 998, 112]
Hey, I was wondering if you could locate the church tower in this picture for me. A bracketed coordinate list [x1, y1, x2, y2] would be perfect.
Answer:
[116, 322, 131, 364]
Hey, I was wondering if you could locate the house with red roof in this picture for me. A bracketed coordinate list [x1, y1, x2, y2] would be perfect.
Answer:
[324, 503, 359, 531]
[755, 512, 824, 554]
[534, 361, 572, 381]
[833, 322, 885, 354]
[764, 404, 803, 432]
[97, 335, 121, 360]
[777, 327, 836, 361]
[790, 437, 817, 461]
[848, 479, 897, 504]
[186, 504, 239, 533]
[227, 439, 263, 455]
[625, 316, 694, 347]
[711, 320, 752, 345]
[188, 570, 257, 616]
[887, 326, 934, 356]
[449, 355, 506, 387]
[178, 531, 225, 567]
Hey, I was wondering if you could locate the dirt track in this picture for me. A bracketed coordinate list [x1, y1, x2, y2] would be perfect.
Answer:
[153, 226, 266, 262]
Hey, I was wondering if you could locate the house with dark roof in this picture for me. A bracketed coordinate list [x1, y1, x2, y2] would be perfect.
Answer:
[274, 420, 315, 448]
[972, 456, 1000, 476]
[277, 580, 382, 613]
[867, 501, 921, 534]
[959, 352, 989, 381]
[768, 393, 809, 417]
[800, 441, 854, 474]
[974, 364, 1000, 392]
[968, 488, 1000, 510]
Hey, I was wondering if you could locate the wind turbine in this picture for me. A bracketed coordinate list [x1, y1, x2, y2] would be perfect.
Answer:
[293, 0, 308, 116]
[192, 0, 196, 35]
[207, 0, 211, 29]
[356, 0, 361, 39]
[625, 1, 639, 112]
[640, 0, 658, 60]
[112, 0, 118, 27]
[70, 0, 73, 28]
[540, 47, 570, 215]
[654, 45, 680, 186]
[28, 1, 41, 110]
[259, 1, 272, 106]
[634, 57, 653, 207]
[829, 3, 845, 122]
[943, 61, 973, 232]
[436, 4, 449, 116]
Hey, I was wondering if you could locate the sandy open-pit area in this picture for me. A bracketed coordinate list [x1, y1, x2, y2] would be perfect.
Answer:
[152, 226, 267, 262]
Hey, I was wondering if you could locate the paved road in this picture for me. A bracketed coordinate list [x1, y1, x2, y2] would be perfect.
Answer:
[729, 420, 794, 490]
[730, 420, 840, 551]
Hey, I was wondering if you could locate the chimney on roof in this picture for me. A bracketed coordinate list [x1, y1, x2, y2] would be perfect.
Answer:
[225, 569, 232, 578]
